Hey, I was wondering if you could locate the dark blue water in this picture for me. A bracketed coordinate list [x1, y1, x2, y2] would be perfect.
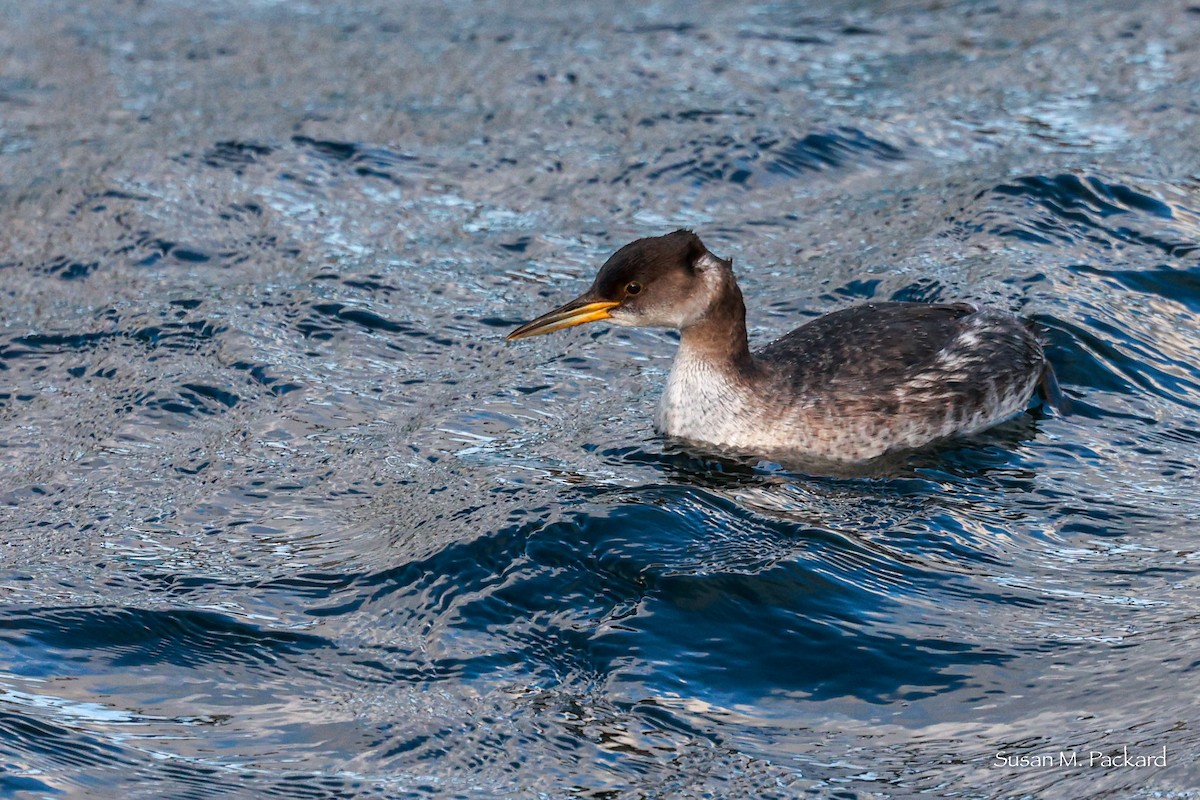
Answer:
[2, 1, 1199, 798]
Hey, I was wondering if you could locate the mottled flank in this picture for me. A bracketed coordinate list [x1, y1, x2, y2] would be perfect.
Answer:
[662, 300, 1045, 462]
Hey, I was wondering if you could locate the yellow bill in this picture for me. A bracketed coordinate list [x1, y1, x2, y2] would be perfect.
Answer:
[506, 298, 621, 340]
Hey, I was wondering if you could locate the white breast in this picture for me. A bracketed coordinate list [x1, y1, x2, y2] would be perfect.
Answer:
[656, 347, 755, 445]
[655, 346, 860, 458]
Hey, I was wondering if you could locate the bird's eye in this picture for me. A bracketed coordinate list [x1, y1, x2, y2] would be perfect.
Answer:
[625, 281, 643, 296]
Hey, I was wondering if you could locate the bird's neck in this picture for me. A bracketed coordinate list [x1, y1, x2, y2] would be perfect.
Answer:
[677, 275, 756, 376]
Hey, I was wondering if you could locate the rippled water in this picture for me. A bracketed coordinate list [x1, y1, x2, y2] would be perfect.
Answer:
[2, 1, 1199, 797]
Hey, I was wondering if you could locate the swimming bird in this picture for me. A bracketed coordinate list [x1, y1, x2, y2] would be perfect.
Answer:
[507, 230, 1059, 463]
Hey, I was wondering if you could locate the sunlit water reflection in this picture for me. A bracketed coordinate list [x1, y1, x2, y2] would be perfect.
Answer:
[1, 1, 1199, 798]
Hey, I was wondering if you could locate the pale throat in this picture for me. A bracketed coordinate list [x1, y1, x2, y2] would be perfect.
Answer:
[656, 337, 754, 440]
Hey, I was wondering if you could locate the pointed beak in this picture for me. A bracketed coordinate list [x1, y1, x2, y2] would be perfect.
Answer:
[506, 295, 621, 341]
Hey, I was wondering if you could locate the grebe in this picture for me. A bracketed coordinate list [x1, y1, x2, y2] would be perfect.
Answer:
[507, 230, 1058, 463]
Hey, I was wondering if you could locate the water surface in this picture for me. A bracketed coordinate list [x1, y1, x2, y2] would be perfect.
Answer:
[1, 1, 1199, 797]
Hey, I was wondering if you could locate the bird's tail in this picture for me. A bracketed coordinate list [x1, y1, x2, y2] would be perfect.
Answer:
[1023, 317, 1070, 415]
[1037, 360, 1071, 415]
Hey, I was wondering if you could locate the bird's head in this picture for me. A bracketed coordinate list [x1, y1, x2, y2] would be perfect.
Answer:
[506, 230, 732, 340]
